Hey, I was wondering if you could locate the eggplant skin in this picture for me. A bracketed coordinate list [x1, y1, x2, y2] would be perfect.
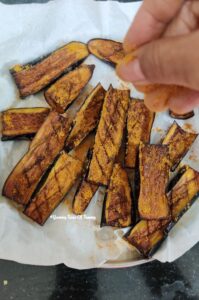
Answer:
[66, 83, 106, 150]
[123, 220, 168, 257]
[162, 121, 198, 171]
[101, 163, 133, 228]
[169, 110, 194, 120]
[125, 99, 155, 168]
[1, 107, 50, 141]
[11, 42, 89, 98]
[2, 111, 71, 206]
[44, 64, 95, 113]
[138, 144, 170, 220]
[88, 85, 129, 186]
[88, 38, 125, 66]
[24, 152, 83, 225]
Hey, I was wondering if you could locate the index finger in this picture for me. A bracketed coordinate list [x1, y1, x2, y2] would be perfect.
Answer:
[124, 0, 185, 52]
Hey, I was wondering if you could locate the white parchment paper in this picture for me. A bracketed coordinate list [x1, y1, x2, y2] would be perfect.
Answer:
[0, 0, 198, 269]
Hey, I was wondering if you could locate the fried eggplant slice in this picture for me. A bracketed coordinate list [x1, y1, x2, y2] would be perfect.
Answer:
[138, 144, 170, 220]
[88, 86, 129, 186]
[44, 64, 95, 113]
[101, 163, 133, 228]
[1, 107, 50, 141]
[24, 152, 83, 225]
[123, 219, 169, 257]
[66, 83, 106, 150]
[2, 111, 71, 206]
[162, 122, 198, 171]
[88, 39, 125, 66]
[168, 166, 199, 226]
[169, 110, 195, 120]
[11, 42, 89, 98]
[125, 99, 155, 168]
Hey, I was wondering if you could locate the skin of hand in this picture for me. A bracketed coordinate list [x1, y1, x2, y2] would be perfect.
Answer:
[117, 0, 199, 114]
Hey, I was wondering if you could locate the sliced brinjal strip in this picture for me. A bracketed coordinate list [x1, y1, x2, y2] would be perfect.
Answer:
[1, 107, 50, 141]
[66, 83, 106, 150]
[138, 144, 170, 220]
[44, 64, 95, 113]
[125, 99, 155, 168]
[162, 121, 198, 171]
[169, 110, 195, 120]
[11, 42, 89, 98]
[2, 111, 71, 206]
[101, 163, 133, 228]
[88, 39, 125, 66]
[24, 151, 83, 225]
[87, 85, 129, 186]
[124, 166, 199, 257]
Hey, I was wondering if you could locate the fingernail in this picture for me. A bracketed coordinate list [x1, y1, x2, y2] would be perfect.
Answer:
[117, 58, 147, 83]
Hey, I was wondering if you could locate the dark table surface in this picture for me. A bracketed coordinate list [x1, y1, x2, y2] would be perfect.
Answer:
[0, 0, 199, 299]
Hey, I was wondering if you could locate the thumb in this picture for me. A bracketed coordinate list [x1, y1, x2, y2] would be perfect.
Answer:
[117, 31, 199, 91]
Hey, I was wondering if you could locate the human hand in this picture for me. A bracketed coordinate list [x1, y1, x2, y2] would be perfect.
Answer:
[117, 0, 199, 113]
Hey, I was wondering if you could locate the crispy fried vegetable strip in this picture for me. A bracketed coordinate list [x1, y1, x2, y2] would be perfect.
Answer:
[88, 39, 125, 66]
[169, 110, 194, 120]
[124, 166, 199, 257]
[2, 111, 71, 206]
[24, 152, 83, 225]
[124, 220, 168, 257]
[66, 83, 106, 149]
[11, 42, 89, 98]
[168, 166, 199, 223]
[1, 107, 50, 141]
[162, 122, 198, 171]
[101, 163, 133, 228]
[138, 144, 170, 220]
[88, 86, 129, 186]
[44, 64, 95, 113]
[125, 99, 155, 168]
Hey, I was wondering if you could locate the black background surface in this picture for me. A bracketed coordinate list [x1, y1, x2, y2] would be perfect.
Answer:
[0, 1, 198, 299]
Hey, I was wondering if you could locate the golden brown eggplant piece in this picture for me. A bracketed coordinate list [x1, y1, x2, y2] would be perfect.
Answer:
[73, 175, 98, 215]
[162, 122, 198, 171]
[125, 99, 155, 168]
[24, 151, 83, 225]
[88, 86, 129, 186]
[1, 107, 50, 141]
[138, 144, 170, 220]
[101, 163, 133, 228]
[2, 111, 71, 206]
[168, 166, 199, 224]
[124, 166, 199, 257]
[11, 42, 89, 98]
[66, 83, 106, 150]
[88, 39, 125, 66]
[169, 110, 195, 120]
[44, 64, 95, 113]
[124, 219, 169, 257]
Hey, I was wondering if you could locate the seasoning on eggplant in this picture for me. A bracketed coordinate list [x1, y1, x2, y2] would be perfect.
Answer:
[11, 42, 89, 98]
[123, 219, 169, 257]
[1, 107, 50, 141]
[125, 99, 155, 168]
[66, 83, 106, 150]
[169, 110, 195, 120]
[2, 111, 71, 206]
[24, 151, 84, 225]
[162, 121, 198, 171]
[101, 163, 133, 228]
[138, 144, 170, 220]
[73, 176, 98, 215]
[87, 85, 129, 186]
[44, 64, 95, 113]
[88, 39, 125, 66]
[168, 166, 199, 226]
